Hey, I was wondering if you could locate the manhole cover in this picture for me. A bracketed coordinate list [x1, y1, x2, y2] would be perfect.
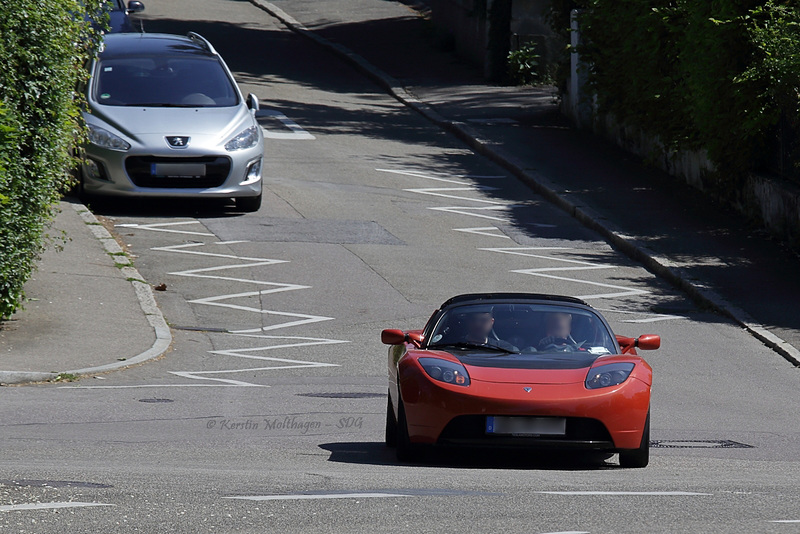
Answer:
[138, 398, 174, 403]
[297, 392, 386, 399]
[650, 440, 753, 449]
[0, 479, 112, 489]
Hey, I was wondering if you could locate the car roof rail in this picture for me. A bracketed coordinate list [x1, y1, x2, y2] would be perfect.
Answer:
[186, 32, 217, 55]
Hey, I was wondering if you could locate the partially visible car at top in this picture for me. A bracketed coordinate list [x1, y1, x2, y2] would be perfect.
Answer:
[381, 293, 661, 467]
[107, 0, 145, 33]
[97, 0, 144, 33]
[79, 32, 264, 211]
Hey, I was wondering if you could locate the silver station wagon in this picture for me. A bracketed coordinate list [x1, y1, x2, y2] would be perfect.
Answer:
[79, 32, 264, 211]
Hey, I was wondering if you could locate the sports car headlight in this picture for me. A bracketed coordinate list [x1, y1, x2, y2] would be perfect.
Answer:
[87, 124, 130, 151]
[418, 357, 470, 387]
[585, 363, 635, 389]
[225, 126, 259, 151]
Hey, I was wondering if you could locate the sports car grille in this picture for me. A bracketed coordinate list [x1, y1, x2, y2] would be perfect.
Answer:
[125, 156, 231, 188]
[437, 416, 614, 449]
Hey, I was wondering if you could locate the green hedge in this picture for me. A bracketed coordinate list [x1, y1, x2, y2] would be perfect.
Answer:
[549, 0, 800, 189]
[0, 1, 102, 319]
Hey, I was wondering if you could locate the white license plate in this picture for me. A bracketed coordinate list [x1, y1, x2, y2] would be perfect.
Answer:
[151, 163, 206, 177]
[486, 416, 566, 436]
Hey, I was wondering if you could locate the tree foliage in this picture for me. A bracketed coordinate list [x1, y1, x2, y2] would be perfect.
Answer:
[0, 1, 103, 319]
[548, 0, 800, 187]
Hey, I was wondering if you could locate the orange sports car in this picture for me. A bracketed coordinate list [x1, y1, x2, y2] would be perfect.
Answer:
[381, 293, 660, 467]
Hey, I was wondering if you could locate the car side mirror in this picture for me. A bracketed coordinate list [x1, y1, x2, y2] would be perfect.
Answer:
[246, 93, 259, 112]
[617, 334, 661, 354]
[381, 329, 423, 347]
[635, 334, 661, 351]
[127, 1, 145, 14]
[381, 329, 406, 345]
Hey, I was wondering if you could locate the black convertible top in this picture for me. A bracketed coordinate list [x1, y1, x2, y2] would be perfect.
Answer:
[438, 293, 589, 310]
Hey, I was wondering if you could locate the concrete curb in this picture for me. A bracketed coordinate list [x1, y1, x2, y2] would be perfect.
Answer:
[250, 0, 800, 367]
[0, 203, 173, 385]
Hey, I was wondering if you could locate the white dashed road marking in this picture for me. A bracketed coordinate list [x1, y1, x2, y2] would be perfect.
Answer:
[535, 491, 712, 496]
[226, 492, 414, 501]
[0, 502, 113, 512]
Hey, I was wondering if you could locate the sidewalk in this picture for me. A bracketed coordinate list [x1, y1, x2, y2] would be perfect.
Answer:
[251, 0, 800, 364]
[0, 199, 170, 385]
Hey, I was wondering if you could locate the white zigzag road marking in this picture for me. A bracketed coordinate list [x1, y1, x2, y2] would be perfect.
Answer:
[184, 294, 334, 330]
[168, 336, 345, 385]
[403, 186, 502, 204]
[152, 242, 289, 263]
[152, 240, 345, 385]
[213, 334, 349, 352]
[376, 167, 504, 183]
[482, 247, 650, 300]
[380, 167, 516, 224]
[511, 271, 649, 299]
[454, 227, 511, 239]
[116, 221, 215, 236]
[429, 205, 512, 222]
[595, 307, 684, 323]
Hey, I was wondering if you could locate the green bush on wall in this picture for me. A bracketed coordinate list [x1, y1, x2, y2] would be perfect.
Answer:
[548, 0, 800, 189]
[0, 1, 103, 319]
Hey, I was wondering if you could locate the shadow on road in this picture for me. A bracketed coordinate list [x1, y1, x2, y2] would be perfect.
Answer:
[319, 441, 619, 470]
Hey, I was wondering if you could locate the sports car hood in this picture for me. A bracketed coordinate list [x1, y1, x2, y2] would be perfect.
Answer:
[454, 352, 599, 384]
[465, 365, 590, 385]
[85, 104, 250, 142]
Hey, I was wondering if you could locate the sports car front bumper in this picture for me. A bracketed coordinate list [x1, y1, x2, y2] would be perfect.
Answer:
[399, 365, 650, 451]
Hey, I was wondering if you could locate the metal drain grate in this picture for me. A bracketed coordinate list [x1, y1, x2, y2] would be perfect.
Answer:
[297, 392, 386, 399]
[650, 439, 753, 449]
[138, 398, 174, 403]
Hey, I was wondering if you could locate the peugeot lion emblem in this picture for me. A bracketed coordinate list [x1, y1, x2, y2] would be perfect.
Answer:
[523, 387, 532, 393]
[166, 136, 190, 148]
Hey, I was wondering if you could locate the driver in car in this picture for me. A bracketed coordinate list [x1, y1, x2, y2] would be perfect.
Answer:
[464, 310, 518, 351]
[538, 312, 582, 351]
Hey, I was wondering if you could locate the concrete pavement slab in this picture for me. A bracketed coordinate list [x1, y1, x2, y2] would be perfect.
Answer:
[0, 199, 170, 385]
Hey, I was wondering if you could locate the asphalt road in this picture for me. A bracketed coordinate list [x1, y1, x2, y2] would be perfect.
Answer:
[1, 1, 799, 532]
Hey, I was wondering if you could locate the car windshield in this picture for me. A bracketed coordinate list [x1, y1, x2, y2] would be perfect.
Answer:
[426, 302, 617, 357]
[94, 56, 238, 107]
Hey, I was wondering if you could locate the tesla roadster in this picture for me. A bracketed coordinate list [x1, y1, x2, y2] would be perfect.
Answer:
[381, 293, 660, 467]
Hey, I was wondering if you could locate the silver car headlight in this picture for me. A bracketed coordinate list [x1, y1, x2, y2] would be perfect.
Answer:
[87, 124, 131, 151]
[225, 126, 259, 151]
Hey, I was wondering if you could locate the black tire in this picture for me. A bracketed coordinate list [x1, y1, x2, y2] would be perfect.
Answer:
[619, 411, 650, 468]
[395, 400, 418, 462]
[236, 194, 262, 212]
[385, 390, 397, 448]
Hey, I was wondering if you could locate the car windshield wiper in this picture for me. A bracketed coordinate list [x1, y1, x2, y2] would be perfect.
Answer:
[428, 342, 519, 354]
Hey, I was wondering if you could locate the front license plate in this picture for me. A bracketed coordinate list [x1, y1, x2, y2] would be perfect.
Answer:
[151, 163, 206, 177]
[486, 416, 566, 436]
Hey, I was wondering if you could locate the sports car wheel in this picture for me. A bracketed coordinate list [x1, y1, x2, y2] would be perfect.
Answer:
[385, 390, 397, 448]
[395, 400, 418, 462]
[619, 411, 650, 468]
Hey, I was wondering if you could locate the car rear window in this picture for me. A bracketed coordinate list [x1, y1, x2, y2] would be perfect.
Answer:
[94, 56, 238, 107]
